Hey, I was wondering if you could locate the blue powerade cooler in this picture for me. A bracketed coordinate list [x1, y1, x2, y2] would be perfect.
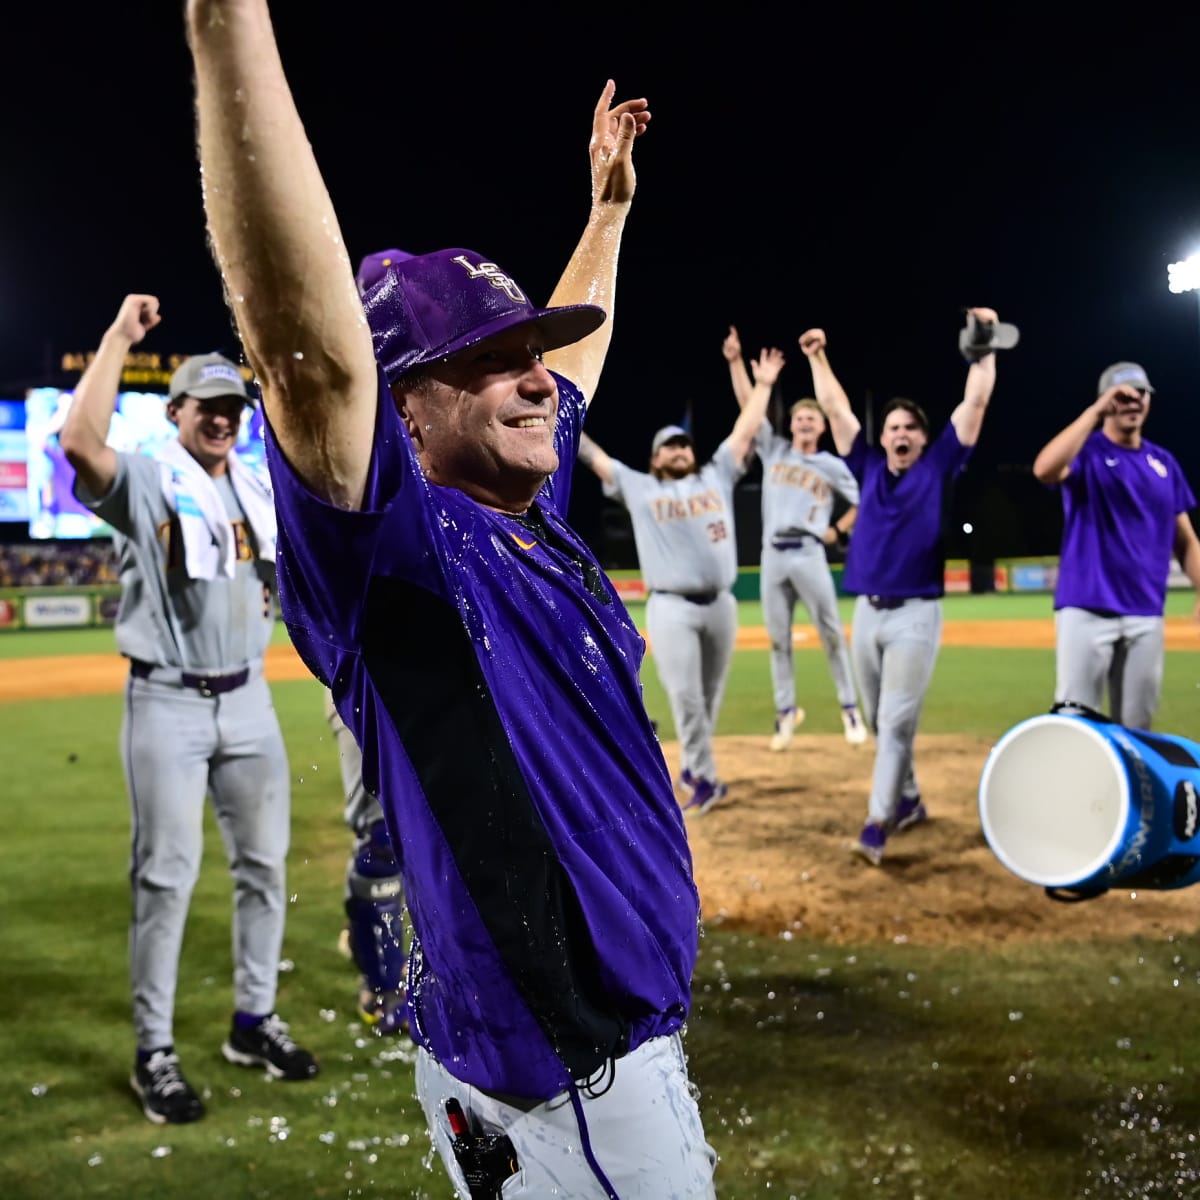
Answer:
[978, 705, 1200, 900]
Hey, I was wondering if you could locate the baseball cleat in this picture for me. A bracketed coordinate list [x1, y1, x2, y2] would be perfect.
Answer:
[894, 795, 927, 832]
[769, 707, 805, 752]
[851, 820, 887, 866]
[222, 1013, 319, 1081]
[130, 1049, 206, 1125]
[679, 767, 698, 796]
[357, 984, 409, 1037]
[683, 778, 728, 816]
[841, 705, 868, 745]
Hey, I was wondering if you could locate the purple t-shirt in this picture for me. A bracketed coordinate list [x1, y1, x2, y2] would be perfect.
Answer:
[1054, 431, 1195, 615]
[266, 370, 698, 1100]
[841, 423, 972, 597]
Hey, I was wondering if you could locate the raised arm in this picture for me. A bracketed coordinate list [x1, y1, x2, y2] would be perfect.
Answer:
[1032, 390, 1122, 484]
[543, 81, 649, 403]
[727, 347, 784, 464]
[722, 325, 753, 409]
[798, 329, 860, 456]
[577, 431, 616, 487]
[59, 294, 161, 498]
[949, 306, 1000, 447]
[185, 0, 377, 509]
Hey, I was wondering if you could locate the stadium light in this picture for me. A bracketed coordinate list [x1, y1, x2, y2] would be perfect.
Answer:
[1167, 253, 1200, 294]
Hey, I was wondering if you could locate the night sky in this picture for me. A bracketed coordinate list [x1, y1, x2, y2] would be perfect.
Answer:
[4, 5, 1200, 557]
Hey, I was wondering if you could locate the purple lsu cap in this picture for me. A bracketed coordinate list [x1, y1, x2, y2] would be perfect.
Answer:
[360, 247, 606, 383]
[356, 248, 414, 295]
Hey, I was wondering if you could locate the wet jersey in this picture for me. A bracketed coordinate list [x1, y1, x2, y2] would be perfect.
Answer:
[266, 371, 699, 1100]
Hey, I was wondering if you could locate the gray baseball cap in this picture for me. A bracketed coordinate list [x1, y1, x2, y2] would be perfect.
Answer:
[651, 425, 692, 454]
[1098, 361, 1154, 395]
[168, 353, 253, 404]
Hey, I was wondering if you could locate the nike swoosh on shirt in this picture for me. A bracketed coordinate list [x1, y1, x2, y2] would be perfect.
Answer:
[509, 533, 537, 550]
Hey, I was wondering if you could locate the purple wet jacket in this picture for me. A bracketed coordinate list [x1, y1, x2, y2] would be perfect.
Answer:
[266, 371, 699, 1099]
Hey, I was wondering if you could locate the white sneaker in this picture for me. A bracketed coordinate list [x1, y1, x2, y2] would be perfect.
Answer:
[769, 707, 805, 751]
[841, 706, 868, 745]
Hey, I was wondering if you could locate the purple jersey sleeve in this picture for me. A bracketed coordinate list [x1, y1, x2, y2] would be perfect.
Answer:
[263, 368, 585, 686]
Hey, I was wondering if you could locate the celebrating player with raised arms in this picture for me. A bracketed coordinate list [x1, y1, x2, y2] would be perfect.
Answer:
[60, 295, 318, 1125]
[577, 347, 779, 815]
[722, 324, 866, 749]
[185, 1, 716, 1194]
[801, 310, 1011, 866]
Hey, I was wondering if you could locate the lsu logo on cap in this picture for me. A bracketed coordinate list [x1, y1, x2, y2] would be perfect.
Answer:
[451, 255, 527, 305]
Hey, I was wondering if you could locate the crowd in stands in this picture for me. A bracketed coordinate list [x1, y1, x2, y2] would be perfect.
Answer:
[0, 541, 118, 587]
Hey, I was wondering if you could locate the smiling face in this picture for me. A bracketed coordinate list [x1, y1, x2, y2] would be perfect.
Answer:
[394, 324, 559, 512]
[880, 403, 929, 473]
[789, 400, 826, 452]
[651, 436, 697, 480]
[167, 394, 245, 475]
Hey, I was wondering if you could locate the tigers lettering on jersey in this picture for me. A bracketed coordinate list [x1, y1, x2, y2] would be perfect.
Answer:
[156, 517, 255, 571]
[651, 490, 725, 522]
[768, 463, 832, 502]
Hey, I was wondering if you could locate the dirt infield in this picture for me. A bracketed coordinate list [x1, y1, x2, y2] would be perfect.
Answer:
[10, 622, 1200, 948]
[677, 731, 1200, 948]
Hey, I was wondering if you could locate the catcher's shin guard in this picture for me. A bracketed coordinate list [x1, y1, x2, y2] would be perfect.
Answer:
[345, 820, 408, 1015]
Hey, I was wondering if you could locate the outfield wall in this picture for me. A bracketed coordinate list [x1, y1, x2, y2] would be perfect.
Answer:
[1, 556, 1193, 630]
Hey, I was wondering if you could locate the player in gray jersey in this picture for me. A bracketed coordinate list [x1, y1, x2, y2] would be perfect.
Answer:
[723, 326, 866, 748]
[578, 349, 780, 814]
[61, 294, 317, 1126]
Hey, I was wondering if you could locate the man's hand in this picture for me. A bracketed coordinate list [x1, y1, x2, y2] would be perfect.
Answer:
[751, 347, 785, 388]
[966, 305, 999, 325]
[798, 328, 826, 358]
[589, 80, 650, 206]
[1094, 385, 1142, 419]
[111, 294, 161, 345]
[722, 325, 742, 363]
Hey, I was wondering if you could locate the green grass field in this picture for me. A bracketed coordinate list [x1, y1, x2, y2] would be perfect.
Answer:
[3, 595, 1200, 1198]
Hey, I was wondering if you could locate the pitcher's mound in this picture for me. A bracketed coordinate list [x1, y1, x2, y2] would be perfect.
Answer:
[678, 733, 1200, 947]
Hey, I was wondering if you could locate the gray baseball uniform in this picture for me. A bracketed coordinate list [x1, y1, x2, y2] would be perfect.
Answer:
[76, 449, 289, 1052]
[754, 419, 860, 713]
[604, 441, 744, 785]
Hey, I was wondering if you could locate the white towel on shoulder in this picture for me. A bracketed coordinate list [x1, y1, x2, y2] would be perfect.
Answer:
[156, 437, 277, 580]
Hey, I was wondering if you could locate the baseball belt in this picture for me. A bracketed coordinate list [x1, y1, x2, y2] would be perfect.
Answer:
[130, 659, 251, 696]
